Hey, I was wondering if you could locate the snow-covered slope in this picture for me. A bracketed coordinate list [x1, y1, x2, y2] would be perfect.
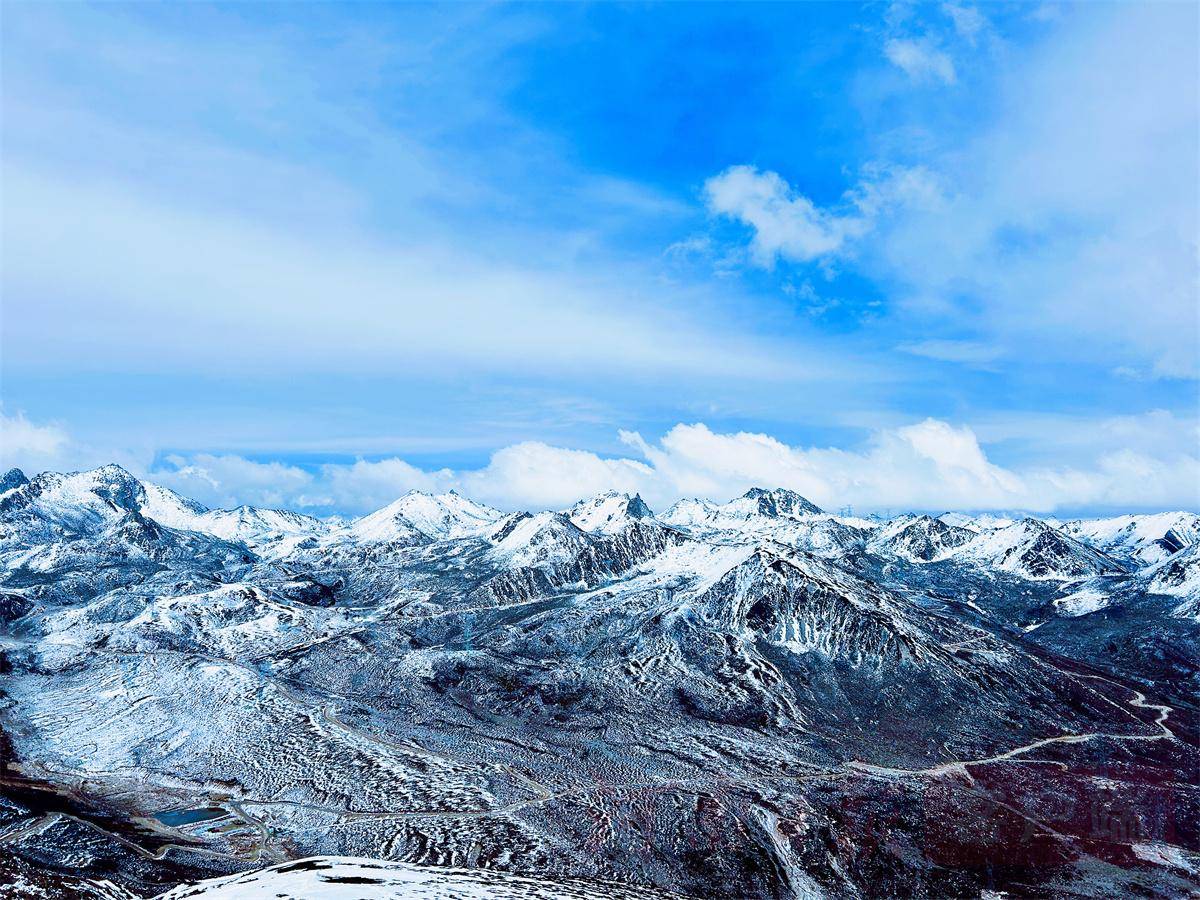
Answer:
[195, 506, 329, 546]
[0, 464, 327, 554]
[937, 512, 1016, 532]
[950, 517, 1127, 580]
[349, 490, 502, 543]
[39, 579, 345, 659]
[661, 487, 822, 532]
[143, 487, 328, 547]
[772, 515, 872, 559]
[137, 481, 212, 529]
[697, 545, 936, 662]
[154, 857, 678, 899]
[1142, 542, 1200, 607]
[565, 491, 654, 534]
[870, 514, 975, 561]
[0, 464, 158, 544]
[1061, 512, 1200, 566]
[485, 511, 593, 568]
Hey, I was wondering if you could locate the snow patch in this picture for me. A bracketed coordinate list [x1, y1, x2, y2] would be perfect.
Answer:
[1053, 588, 1110, 617]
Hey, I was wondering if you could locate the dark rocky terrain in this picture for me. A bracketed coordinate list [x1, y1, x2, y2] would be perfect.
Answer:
[0, 466, 1196, 898]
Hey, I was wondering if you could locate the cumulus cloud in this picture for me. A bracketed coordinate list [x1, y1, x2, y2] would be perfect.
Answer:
[0, 408, 150, 480]
[315, 457, 447, 513]
[883, 38, 957, 85]
[456, 442, 654, 511]
[622, 420, 1030, 512]
[704, 164, 941, 267]
[703, 166, 865, 265]
[154, 454, 315, 510]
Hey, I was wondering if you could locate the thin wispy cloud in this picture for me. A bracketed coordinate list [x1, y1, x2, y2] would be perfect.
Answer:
[941, 4, 987, 45]
[875, 3, 1199, 380]
[883, 38, 957, 85]
[897, 340, 1002, 366]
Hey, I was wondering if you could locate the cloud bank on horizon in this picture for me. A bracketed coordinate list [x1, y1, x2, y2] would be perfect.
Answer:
[1, 2, 1196, 515]
[3, 409, 1196, 517]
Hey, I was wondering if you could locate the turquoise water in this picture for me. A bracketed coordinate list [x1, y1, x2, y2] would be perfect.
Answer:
[154, 807, 226, 826]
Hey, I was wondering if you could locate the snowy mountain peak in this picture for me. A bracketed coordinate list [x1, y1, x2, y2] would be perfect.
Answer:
[740, 487, 823, 517]
[873, 514, 975, 561]
[953, 516, 1126, 580]
[565, 491, 655, 534]
[0, 464, 155, 539]
[937, 511, 1016, 532]
[196, 505, 327, 547]
[350, 489, 502, 543]
[629, 494, 654, 516]
[661, 487, 822, 533]
[485, 510, 591, 567]
[0, 467, 29, 493]
[84, 463, 147, 510]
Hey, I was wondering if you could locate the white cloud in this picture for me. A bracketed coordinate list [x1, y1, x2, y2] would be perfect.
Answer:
[315, 457, 446, 513]
[0, 408, 151, 480]
[1096, 409, 1200, 460]
[1028, 4, 1063, 24]
[2, 5, 864, 393]
[0, 410, 70, 471]
[897, 339, 1002, 366]
[850, 163, 945, 219]
[3, 164, 829, 385]
[457, 442, 654, 511]
[941, 4, 987, 45]
[621, 420, 1029, 512]
[154, 454, 314, 510]
[883, 38, 957, 85]
[703, 164, 940, 268]
[704, 166, 864, 265]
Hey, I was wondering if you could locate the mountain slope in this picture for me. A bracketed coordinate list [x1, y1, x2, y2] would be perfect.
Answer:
[661, 487, 823, 532]
[870, 514, 975, 561]
[951, 517, 1127, 580]
[565, 491, 654, 534]
[349, 491, 502, 544]
[1061, 512, 1200, 566]
[153, 857, 679, 899]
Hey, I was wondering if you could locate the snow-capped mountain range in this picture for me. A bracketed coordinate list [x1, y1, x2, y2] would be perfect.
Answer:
[5, 466, 1186, 592]
[1, 464, 1197, 899]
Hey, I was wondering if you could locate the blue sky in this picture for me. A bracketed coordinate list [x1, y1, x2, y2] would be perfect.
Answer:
[2, 2, 1197, 515]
